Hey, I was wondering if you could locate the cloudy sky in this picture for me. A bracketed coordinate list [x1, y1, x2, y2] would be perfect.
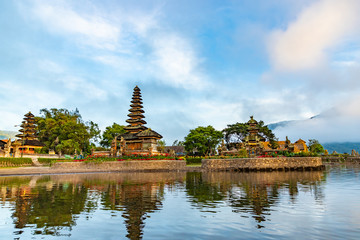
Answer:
[1, 0, 360, 144]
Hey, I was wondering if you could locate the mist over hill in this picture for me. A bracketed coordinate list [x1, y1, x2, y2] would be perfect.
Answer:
[267, 117, 360, 154]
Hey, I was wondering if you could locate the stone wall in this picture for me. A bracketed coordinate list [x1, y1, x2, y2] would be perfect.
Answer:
[322, 156, 360, 163]
[51, 160, 186, 173]
[202, 157, 323, 171]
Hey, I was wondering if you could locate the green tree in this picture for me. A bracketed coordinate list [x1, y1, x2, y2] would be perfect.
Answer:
[157, 140, 166, 152]
[222, 120, 278, 149]
[308, 139, 325, 154]
[184, 126, 223, 156]
[100, 123, 126, 148]
[172, 140, 184, 146]
[35, 108, 100, 155]
[222, 122, 248, 145]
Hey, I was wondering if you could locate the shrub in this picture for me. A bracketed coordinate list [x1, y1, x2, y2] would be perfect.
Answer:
[0, 158, 33, 167]
[185, 156, 202, 164]
[37, 158, 68, 165]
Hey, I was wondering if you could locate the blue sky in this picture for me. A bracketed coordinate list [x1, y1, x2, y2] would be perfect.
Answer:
[1, 0, 360, 144]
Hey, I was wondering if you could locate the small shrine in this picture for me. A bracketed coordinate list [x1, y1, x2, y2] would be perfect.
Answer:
[113, 86, 163, 156]
[13, 112, 44, 155]
[244, 116, 264, 157]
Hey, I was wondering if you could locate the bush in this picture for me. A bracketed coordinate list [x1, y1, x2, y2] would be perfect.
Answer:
[37, 158, 68, 165]
[0, 158, 33, 167]
[185, 156, 202, 164]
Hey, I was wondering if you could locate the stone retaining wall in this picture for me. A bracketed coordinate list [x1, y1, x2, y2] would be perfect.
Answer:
[321, 156, 360, 163]
[51, 160, 186, 173]
[202, 157, 323, 171]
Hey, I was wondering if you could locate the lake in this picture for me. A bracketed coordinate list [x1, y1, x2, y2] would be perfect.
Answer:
[0, 164, 359, 240]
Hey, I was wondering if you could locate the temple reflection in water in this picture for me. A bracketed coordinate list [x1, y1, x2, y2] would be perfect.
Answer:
[0, 171, 325, 239]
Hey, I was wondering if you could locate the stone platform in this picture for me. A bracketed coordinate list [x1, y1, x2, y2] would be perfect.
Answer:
[202, 157, 323, 171]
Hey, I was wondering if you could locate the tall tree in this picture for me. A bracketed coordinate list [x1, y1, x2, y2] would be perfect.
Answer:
[100, 123, 126, 148]
[184, 126, 223, 156]
[222, 122, 248, 145]
[35, 108, 100, 155]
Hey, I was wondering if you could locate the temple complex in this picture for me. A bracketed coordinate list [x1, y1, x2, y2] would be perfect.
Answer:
[114, 86, 163, 155]
[12, 112, 44, 155]
[225, 116, 309, 157]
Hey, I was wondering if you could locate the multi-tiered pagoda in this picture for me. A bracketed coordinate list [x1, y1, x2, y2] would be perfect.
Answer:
[14, 112, 44, 155]
[116, 86, 162, 155]
[244, 116, 264, 157]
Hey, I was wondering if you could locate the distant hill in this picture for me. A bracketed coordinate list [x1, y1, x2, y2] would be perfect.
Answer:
[267, 117, 360, 154]
[322, 142, 360, 154]
[267, 120, 296, 131]
[0, 130, 17, 140]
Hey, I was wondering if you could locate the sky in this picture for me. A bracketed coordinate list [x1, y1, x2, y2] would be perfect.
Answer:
[1, 0, 360, 144]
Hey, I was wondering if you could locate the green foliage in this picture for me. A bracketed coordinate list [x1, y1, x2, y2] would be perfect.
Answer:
[92, 146, 109, 151]
[184, 126, 223, 156]
[37, 158, 67, 165]
[100, 123, 126, 148]
[308, 139, 325, 154]
[266, 151, 318, 157]
[236, 149, 248, 158]
[172, 140, 184, 146]
[222, 122, 248, 145]
[0, 158, 33, 167]
[185, 156, 202, 164]
[222, 120, 277, 147]
[35, 108, 100, 155]
[257, 120, 277, 143]
[157, 140, 166, 152]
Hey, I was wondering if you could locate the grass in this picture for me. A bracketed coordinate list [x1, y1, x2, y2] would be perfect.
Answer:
[186, 163, 202, 167]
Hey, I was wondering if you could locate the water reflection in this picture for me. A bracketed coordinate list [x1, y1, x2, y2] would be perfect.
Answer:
[186, 171, 325, 228]
[0, 170, 328, 239]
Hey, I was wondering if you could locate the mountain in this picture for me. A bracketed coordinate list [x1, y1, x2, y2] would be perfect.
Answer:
[267, 118, 360, 154]
[0, 130, 17, 140]
[322, 142, 360, 154]
[267, 120, 296, 131]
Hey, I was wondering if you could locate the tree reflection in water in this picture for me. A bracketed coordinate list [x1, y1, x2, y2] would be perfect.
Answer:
[0, 173, 178, 239]
[0, 171, 326, 238]
[186, 171, 325, 228]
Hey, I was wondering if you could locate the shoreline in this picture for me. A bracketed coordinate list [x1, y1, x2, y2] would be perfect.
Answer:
[0, 157, 327, 176]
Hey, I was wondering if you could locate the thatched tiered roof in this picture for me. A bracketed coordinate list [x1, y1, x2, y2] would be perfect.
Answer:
[124, 86, 148, 134]
[16, 112, 44, 147]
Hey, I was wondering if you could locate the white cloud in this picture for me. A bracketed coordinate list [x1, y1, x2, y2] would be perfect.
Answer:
[268, 0, 360, 71]
[29, 0, 120, 50]
[151, 34, 208, 89]
[0, 81, 65, 130]
[274, 95, 360, 142]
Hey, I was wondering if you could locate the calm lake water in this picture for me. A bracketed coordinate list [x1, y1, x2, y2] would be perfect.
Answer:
[0, 165, 359, 240]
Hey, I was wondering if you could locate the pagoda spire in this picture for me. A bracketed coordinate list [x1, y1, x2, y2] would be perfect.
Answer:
[16, 112, 38, 141]
[124, 86, 148, 134]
